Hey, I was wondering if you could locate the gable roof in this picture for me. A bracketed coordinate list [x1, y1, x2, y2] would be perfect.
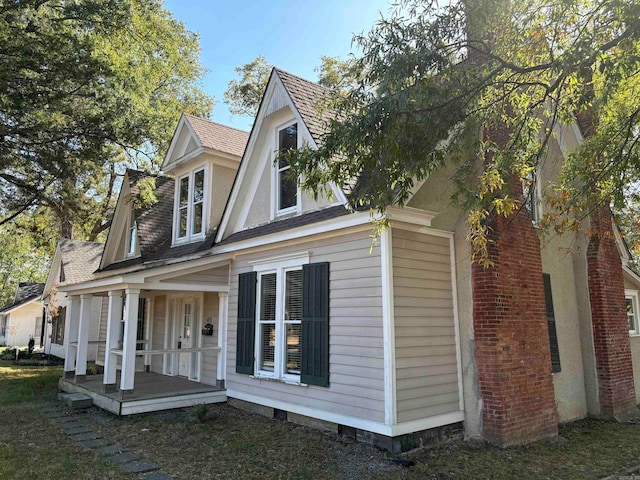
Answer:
[183, 114, 249, 158]
[162, 114, 249, 172]
[59, 239, 104, 285]
[0, 283, 44, 314]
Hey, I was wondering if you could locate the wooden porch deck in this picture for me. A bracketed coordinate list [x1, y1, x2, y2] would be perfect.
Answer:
[59, 372, 226, 416]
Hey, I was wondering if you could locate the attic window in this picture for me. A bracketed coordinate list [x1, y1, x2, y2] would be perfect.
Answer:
[276, 123, 298, 215]
[175, 167, 206, 243]
[127, 208, 137, 256]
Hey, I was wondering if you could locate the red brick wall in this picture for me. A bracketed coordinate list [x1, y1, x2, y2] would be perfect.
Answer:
[587, 205, 636, 417]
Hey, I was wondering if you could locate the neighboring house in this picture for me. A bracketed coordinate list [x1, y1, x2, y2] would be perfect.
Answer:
[0, 283, 45, 347]
[42, 239, 105, 360]
[57, 69, 640, 452]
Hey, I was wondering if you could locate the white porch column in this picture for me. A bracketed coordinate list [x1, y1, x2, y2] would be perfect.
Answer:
[103, 290, 123, 393]
[63, 296, 81, 379]
[217, 292, 228, 388]
[74, 294, 93, 382]
[120, 288, 140, 395]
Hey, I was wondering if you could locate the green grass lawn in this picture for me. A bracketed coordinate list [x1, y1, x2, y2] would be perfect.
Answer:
[2, 360, 640, 479]
[0, 360, 130, 480]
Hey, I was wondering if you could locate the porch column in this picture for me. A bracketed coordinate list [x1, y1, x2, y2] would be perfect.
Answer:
[103, 290, 123, 393]
[120, 288, 140, 395]
[217, 292, 228, 388]
[63, 296, 81, 379]
[74, 294, 93, 382]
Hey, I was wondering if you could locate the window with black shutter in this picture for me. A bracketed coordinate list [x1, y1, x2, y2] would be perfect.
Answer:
[236, 271, 257, 374]
[301, 262, 330, 387]
[543, 273, 561, 373]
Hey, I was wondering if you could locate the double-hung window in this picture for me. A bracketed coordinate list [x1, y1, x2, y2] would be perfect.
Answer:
[275, 123, 298, 216]
[236, 259, 329, 387]
[626, 290, 639, 335]
[256, 267, 303, 381]
[175, 168, 206, 243]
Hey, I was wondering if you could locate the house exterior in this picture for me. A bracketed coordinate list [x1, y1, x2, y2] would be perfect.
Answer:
[0, 283, 45, 347]
[57, 69, 640, 452]
[42, 239, 105, 360]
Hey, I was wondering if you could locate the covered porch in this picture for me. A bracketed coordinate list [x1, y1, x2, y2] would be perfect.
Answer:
[59, 370, 226, 415]
[58, 260, 230, 415]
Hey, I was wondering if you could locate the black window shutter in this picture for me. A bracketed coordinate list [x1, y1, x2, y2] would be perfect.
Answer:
[236, 271, 257, 375]
[301, 262, 330, 387]
[543, 273, 561, 373]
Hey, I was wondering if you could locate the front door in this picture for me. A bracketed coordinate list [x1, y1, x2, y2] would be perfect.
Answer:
[178, 301, 193, 377]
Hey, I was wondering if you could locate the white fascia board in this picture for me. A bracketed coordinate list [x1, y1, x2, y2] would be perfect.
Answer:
[0, 298, 40, 315]
[216, 80, 279, 244]
[100, 176, 132, 270]
[161, 114, 190, 171]
[42, 246, 62, 299]
[143, 282, 229, 293]
[162, 146, 205, 174]
[623, 265, 640, 289]
[386, 206, 436, 227]
[143, 257, 231, 283]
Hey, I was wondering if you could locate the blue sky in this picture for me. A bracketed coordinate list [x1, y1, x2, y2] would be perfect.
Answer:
[164, 0, 394, 131]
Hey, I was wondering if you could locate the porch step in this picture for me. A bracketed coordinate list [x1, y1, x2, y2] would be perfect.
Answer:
[59, 392, 93, 410]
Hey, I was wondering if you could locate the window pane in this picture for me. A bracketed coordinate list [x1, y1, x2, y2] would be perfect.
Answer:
[183, 303, 191, 339]
[128, 222, 137, 254]
[628, 298, 635, 331]
[285, 270, 303, 320]
[193, 170, 204, 203]
[260, 323, 276, 371]
[260, 273, 276, 321]
[179, 177, 189, 207]
[286, 323, 301, 374]
[179, 207, 187, 237]
[279, 124, 297, 152]
[279, 169, 297, 210]
[192, 202, 203, 235]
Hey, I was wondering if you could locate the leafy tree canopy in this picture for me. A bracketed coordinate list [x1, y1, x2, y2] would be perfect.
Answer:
[0, 0, 213, 239]
[285, 0, 640, 260]
[224, 54, 358, 117]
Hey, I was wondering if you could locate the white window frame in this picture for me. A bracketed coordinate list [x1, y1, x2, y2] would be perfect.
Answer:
[626, 290, 639, 335]
[271, 120, 301, 219]
[522, 168, 542, 223]
[252, 252, 309, 383]
[173, 165, 208, 245]
[126, 207, 137, 257]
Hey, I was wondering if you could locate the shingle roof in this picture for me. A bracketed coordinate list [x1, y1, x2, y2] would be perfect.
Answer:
[0, 283, 44, 313]
[59, 239, 104, 285]
[183, 114, 249, 158]
[274, 69, 336, 145]
[100, 170, 216, 272]
[216, 206, 349, 246]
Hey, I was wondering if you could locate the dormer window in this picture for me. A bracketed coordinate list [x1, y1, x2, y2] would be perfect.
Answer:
[126, 208, 137, 256]
[275, 123, 298, 216]
[175, 167, 206, 243]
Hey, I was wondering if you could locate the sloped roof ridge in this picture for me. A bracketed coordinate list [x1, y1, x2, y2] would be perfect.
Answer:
[183, 113, 250, 135]
[273, 68, 332, 92]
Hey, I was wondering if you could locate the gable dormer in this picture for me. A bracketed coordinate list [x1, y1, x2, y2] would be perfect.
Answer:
[162, 114, 248, 246]
[216, 69, 347, 243]
[99, 171, 142, 269]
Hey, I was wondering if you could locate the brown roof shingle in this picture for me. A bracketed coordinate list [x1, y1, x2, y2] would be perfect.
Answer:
[59, 240, 104, 285]
[183, 114, 249, 158]
[274, 69, 336, 145]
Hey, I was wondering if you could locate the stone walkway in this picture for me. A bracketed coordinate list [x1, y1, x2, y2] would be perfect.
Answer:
[40, 403, 172, 480]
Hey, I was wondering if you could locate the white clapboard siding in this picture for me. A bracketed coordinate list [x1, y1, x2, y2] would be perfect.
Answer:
[151, 295, 166, 373]
[170, 266, 229, 285]
[227, 230, 386, 423]
[200, 292, 219, 386]
[392, 228, 460, 423]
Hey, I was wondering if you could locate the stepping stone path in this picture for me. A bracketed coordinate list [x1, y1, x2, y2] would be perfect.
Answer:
[40, 403, 172, 479]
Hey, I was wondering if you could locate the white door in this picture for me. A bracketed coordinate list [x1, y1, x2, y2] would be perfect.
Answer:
[178, 301, 193, 377]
